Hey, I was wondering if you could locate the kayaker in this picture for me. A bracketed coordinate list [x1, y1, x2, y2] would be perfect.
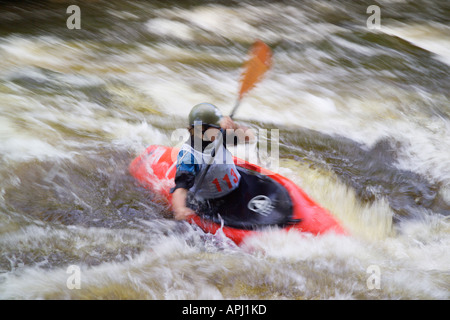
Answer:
[171, 102, 253, 220]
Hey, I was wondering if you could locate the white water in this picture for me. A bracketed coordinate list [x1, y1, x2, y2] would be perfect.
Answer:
[0, 0, 449, 300]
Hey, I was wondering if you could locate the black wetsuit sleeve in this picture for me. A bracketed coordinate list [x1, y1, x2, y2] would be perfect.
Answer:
[171, 171, 196, 192]
[170, 147, 199, 193]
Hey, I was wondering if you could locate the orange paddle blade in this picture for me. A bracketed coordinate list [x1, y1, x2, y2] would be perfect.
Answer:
[238, 40, 272, 100]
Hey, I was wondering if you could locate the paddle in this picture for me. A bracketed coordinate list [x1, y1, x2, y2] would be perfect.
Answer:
[192, 40, 272, 197]
[230, 40, 272, 118]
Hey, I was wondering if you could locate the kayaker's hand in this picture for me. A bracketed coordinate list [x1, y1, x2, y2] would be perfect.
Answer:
[174, 206, 195, 220]
[219, 116, 238, 130]
[219, 116, 255, 143]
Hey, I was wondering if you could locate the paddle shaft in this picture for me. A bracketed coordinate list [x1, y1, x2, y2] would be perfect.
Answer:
[229, 99, 241, 120]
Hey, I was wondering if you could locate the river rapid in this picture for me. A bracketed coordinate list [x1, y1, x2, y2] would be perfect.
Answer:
[0, 0, 449, 300]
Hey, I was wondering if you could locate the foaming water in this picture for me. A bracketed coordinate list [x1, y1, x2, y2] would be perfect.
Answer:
[241, 216, 449, 299]
[0, 0, 449, 300]
[277, 159, 395, 241]
[383, 22, 450, 66]
[1, 217, 448, 299]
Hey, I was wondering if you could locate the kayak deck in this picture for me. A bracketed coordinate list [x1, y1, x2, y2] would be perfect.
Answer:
[187, 166, 298, 230]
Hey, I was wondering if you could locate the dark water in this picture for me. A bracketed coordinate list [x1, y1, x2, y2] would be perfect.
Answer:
[0, 0, 449, 299]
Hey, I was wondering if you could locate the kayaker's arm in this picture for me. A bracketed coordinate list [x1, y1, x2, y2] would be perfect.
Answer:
[171, 167, 197, 220]
[172, 188, 195, 220]
[171, 149, 198, 220]
[170, 149, 198, 193]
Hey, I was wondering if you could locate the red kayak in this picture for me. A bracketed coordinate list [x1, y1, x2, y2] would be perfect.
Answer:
[129, 145, 346, 245]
